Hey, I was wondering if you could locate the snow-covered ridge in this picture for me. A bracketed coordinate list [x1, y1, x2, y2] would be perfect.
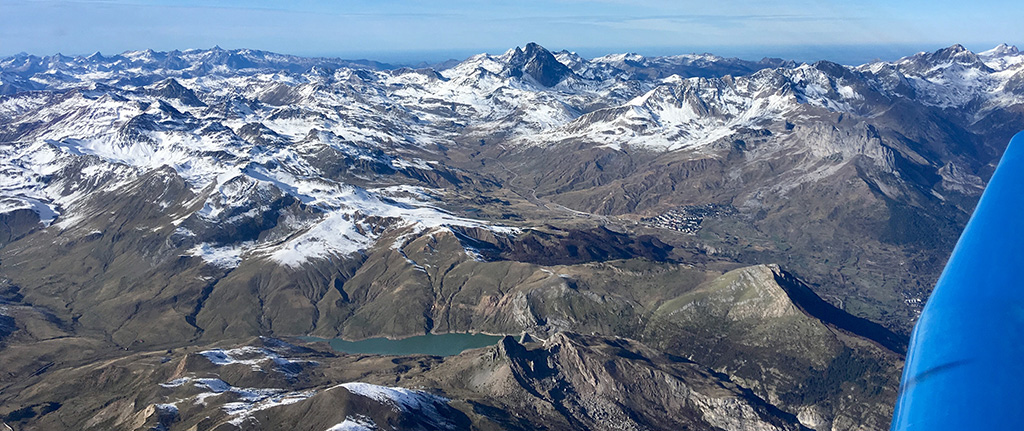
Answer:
[0, 59, 528, 267]
[522, 44, 1024, 150]
[857, 43, 1024, 109]
[159, 375, 315, 426]
[199, 345, 315, 375]
[158, 349, 455, 431]
[326, 416, 377, 431]
[522, 62, 872, 151]
[332, 382, 457, 429]
[154, 341, 324, 425]
[339, 382, 450, 410]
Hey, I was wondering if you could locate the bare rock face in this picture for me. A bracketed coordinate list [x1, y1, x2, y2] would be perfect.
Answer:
[504, 42, 578, 87]
[148, 78, 206, 107]
[0, 208, 42, 247]
[491, 333, 808, 431]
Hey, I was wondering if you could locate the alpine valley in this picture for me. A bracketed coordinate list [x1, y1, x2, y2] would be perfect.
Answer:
[1, 42, 1022, 430]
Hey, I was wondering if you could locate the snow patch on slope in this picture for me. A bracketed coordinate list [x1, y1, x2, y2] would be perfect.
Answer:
[0, 196, 59, 224]
[339, 382, 450, 415]
[326, 416, 377, 431]
[189, 243, 245, 269]
[199, 344, 314, 376]
[160, 375, 315, 424]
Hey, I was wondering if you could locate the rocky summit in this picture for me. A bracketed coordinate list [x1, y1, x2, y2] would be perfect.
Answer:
[0, 42, 1021, 430]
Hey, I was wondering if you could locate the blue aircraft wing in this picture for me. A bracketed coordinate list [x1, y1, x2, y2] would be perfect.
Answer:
[890, 131, 1024, 430]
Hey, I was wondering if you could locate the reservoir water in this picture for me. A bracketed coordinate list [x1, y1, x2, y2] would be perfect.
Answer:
[301, 333, 505, 356]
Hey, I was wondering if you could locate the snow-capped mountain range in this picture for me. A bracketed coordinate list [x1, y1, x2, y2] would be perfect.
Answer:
[6, 42, 1024, 431]
[1, 42, 1023, 269]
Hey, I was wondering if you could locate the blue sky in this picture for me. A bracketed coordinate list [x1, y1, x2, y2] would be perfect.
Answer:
[1, 0, 1020, 63]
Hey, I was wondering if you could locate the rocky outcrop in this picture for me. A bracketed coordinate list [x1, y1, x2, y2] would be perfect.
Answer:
[504, 42, 578, 87]
[646, 265, 904, 431]
[493, 333, 808, 431]
[147, 78, 206, 107]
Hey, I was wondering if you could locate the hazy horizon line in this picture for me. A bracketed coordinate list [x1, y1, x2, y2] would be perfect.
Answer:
[2, 41, 1015, 67]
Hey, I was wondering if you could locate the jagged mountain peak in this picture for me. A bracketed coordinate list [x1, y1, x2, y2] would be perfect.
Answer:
[45, 53, 72, 67]
[147, 77, 205, 107]
[759, 56, 798, 68]
[812, 59, 852, 74]
[501, 41, 548, 58]
[553, 49, 586, 71]
[943, 43, 968, 53]
[151, 76, 187, 91]
[932, 43, 980, 62]
[502, 42, 576, 87]
[592, 52, 648, 66]
[981, 43, 1020, 57]
[876, 44, 999, 98]
[908, 44, 993, 71]
[123, 48, 164, 62]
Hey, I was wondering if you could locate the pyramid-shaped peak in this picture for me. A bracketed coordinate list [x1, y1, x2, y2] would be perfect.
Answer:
[157, 77, 185, 89]
[503, 42, 556, 58]
[523, 42, 547, 53]
[503, 42, 575, 87]
[149, 78, 205, 107]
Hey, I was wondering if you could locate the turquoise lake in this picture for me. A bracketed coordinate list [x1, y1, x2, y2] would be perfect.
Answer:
[301, 333, 505, 356]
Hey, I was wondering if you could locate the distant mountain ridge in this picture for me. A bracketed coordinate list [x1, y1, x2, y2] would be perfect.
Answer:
[0, 43, 810, 95]
[2, 41, 1021, 287]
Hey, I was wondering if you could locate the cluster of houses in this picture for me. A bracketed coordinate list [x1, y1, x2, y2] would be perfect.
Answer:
[642, 204, 736, 235]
